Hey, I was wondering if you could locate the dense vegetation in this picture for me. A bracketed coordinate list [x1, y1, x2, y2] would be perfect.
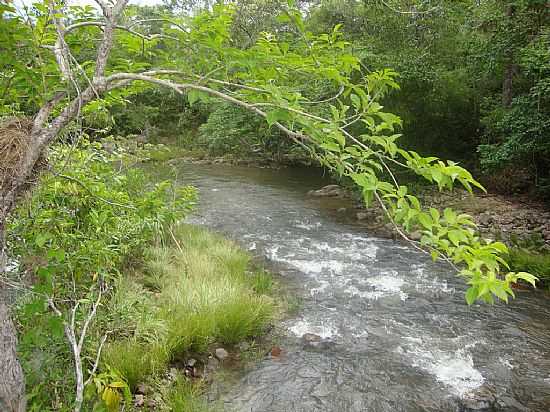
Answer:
[0, 0, 547, 410]
[9, 139, 277, 410]
[99, 0, 549, 198]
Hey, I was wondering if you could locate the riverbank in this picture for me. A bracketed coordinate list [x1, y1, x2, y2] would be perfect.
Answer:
[102, 224, 281, 411]
[308, 183, 550, 286]
[17, 222, 282, 411]
[10, 140, 286, 411]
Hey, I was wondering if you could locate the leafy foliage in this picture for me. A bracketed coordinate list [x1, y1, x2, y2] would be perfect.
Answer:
[9, 140, 196, 410]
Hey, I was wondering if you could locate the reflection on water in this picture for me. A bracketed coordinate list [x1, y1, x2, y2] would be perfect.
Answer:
[170, 162, 550, 412]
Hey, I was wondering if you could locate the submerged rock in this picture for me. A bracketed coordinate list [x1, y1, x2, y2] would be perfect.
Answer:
[302, 333, 322, 343]
[460, 385, 497, 411]
[307, 184, 348, 198]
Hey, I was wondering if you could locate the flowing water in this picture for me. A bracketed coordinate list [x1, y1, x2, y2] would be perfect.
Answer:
[173, 162, 550, 412]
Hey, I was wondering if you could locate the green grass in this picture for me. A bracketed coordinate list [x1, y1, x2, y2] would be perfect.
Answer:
[102, 339, 169, 392]
[102, 224, 276, 409]
[508, 248, 550, 286]
[164, 373, 210, 412]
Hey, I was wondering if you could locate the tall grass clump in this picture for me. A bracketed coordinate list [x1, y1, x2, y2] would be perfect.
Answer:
[103, 223, 276, 401]
[102, 340, 169, 392]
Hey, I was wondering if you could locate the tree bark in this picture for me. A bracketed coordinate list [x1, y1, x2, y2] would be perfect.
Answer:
[502, 3, 515, 108]
[0, 223, 26, 411]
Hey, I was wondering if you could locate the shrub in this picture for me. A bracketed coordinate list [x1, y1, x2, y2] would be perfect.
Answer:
[10, 140, 197, 410]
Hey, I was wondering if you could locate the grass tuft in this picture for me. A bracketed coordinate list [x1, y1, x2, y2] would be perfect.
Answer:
[102, 339, 169, 392]
[164, 372, 210, 412]
[102, 223, 276, 404]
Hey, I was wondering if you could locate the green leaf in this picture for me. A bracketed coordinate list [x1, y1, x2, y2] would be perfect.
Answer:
[448, 230, 465, 246]
[465, 286, 478, 305]
[35, 233, 50, 248]
[350, 93, 361, 110]
[514, 272, 538, 287]
[417, 213, 432, 229]
[266, 109, 290, 126]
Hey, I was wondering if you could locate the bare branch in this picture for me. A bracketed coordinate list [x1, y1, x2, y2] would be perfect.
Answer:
[49, 288, 105, 412]
[379, 0, 439, 15]
[65, 21, 179, 42]
[84, 333, 109, 387]
[77, 288, 102, 351]
[105, 72, 310, 148]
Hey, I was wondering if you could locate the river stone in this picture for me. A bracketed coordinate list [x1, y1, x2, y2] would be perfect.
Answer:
[307, 184, 347, 198]
[215, 347, 229, 361]
[478, 212, 493, 226]
[136, 383, 151, 395]
[461, 385, 496, 411]
[134, 394, 145, 408]
[302, 333, 322, 343]
[186, 358, 197, 367]
[409, 231, 422, 241]
[206, 356, 220, 372]
[356, 212, 369, 220]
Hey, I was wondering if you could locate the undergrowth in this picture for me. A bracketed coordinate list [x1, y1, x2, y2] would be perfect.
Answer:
[507, 248, 550, 287]
[102, 224, 276, 410]
[12, 139, 278, 411]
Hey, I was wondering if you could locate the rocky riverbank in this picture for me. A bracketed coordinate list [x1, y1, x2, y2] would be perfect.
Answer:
[307, 184, 550, 251]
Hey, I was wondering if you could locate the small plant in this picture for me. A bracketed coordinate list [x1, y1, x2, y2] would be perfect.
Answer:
[89, 366, 131, 412]
[165, 373, 209, 412]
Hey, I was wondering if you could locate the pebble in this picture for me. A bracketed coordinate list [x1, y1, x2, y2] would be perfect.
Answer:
[215, 348, 229, 361]
[134, 394, 145, 407]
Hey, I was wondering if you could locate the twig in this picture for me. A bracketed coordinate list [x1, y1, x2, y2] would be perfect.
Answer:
[169, 227, 184, 254]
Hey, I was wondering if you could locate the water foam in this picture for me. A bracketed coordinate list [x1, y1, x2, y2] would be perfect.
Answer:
[288, 319, 338, 339]
[404, 341, 485, 397]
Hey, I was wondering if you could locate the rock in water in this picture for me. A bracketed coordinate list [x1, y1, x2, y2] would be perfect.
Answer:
[461, 385, 496, 411]
[307, 185, 347, 198]
[409, 231, 422, 241]
[302, 333, 322, 343]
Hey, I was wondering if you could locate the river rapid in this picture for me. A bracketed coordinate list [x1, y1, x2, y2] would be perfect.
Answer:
[173, 162, 550, 412]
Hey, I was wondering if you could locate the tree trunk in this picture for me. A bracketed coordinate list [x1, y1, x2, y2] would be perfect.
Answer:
[0, 218, 26, 412]
[502, 3, 515, 108]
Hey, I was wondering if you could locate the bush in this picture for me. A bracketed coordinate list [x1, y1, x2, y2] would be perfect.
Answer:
[197, 102, 301, 161]
[10, 140, 197, 410]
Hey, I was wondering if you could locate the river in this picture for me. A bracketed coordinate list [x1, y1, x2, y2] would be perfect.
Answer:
[173, 162, 550, 412]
